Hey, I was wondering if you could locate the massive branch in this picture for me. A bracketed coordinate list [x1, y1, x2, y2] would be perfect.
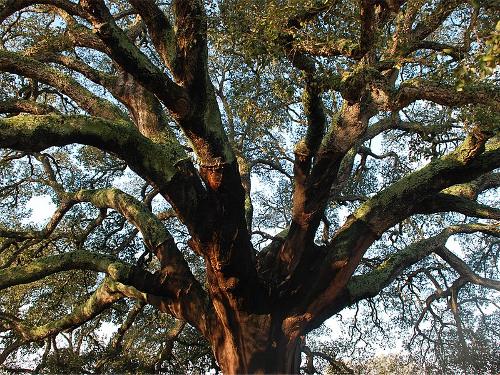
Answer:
[346, 223, 500, 306]
[297, 132, 500, 331]
[0, 246, 209, 335]
[3, 0, 258, 307]
[0, 50, 126, 121]
[78, 0, 190, 119]
[393, 81, 500, 112]
[0, 277, 153, 365]
[0, 114, 213, 241]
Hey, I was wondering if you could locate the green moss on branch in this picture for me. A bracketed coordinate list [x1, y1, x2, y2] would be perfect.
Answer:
[0, 251, 133, 291]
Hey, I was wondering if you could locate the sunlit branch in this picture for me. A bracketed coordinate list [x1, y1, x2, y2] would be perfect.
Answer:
[346, 223, 499, 305]
[0, 0, 87, 23]
[0, 114, 190, 198]
[418, 193, 500, 220]
[2, 114, 218, 257]
[344, 133, 499, 238]
[441, 172, 500, 200]
[33, 32, 175, 138]
[393, 81, 500, 112]
[0, 251, 134, 291]
[300, 133, 500, 328]
[22, 20, 178, 140]
[70, 187, 209, 323]
[46, 54, 117, 90]
[0, 244, 211, 333]
[70, 188, 171, 251]
[357, 116, 437, 145]
[2, 278, 126, 342]
[0, 277, 148, 365]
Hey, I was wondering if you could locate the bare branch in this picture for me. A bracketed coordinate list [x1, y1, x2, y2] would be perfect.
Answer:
[435, 246, 500, 292]
[346, 223, 499, 305]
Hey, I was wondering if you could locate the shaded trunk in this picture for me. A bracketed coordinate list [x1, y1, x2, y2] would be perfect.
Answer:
[208, 313, 303, 374]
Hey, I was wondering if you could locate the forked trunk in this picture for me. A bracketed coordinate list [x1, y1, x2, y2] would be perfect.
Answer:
[209, 313, 303, 374]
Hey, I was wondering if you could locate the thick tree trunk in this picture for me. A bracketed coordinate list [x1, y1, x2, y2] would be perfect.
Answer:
[209, 313, 303, 374]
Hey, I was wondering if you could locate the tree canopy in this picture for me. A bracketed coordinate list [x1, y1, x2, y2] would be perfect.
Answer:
[0, 0, 499, 373]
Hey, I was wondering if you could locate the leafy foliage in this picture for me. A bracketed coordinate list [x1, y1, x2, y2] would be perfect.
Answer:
[0, 0, 498, 373]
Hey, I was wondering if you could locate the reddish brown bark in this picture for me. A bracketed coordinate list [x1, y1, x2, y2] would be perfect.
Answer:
[1, 1, 499, 374]
[207, 311, 303, 374]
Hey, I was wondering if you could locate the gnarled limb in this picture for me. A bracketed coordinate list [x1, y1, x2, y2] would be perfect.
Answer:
[0, 247, 211, 334]
[68, 187, 212, 329]
[0, 0, 86, 23]
[417, 194, 500, 220]
[345, 223, 500, 306]
[77, 1, 255, 296]
[127, 0, 176, 70]
[79, 0, 189, 119]
[27, 23, 178, 141]
[441, 172, 500, 200]
[0, 277, 146, 365]
[70, 188, 172, 251]
[297, 132, 499, 331]
[1, 278, 128, 343]
[0, 180, 213, 333]
[0, 114, 210, 229]
[393, 81, 500, 112]
[279, 71, 328, 276]
[0, 251, 135, 291]
[435, 246, 500, 292]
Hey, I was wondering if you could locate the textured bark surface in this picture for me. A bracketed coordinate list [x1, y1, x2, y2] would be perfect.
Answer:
[0, 0, 499, 373]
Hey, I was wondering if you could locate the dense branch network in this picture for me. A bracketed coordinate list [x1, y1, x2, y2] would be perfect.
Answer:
[0, 0, 498, 373]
